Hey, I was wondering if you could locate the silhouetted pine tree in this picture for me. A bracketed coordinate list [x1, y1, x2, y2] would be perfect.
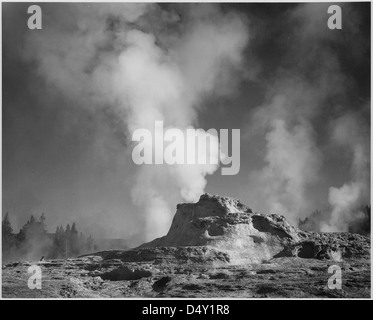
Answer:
[51, 225, 67, 258]
[2, 212, 13, 237]
[2, 213, 15, 259]
[3, 212, 97, 261]
[16, 213, 49, 260]
[70, 223, 79, 256]
[65, 224, 71, 256]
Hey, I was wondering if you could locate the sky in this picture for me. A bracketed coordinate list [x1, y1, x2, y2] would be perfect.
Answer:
[2, 2, 370, 245]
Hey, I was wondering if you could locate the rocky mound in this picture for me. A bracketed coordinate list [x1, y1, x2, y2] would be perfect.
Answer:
[2, 194, 370, 298]
[140, 194, 369, 264]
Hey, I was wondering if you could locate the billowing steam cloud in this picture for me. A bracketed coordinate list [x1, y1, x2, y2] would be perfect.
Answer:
[248, 3, 369, 230]
[249, 79, 323, 226]
[23, 4, 249, 240]
[321, 112, 370, 232]
[251, 117, 321, 225]
[13, 3, 368, 241]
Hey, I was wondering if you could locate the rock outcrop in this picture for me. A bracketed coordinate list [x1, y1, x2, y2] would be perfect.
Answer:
[140, 194, 369, 264]
[2, 194, 370, 298]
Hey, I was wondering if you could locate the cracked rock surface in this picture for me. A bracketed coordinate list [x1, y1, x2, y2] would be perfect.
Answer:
[2, 194, 370, 298]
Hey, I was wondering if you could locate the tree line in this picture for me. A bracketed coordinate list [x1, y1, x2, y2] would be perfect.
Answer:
[298, 205, 371, 235]
[2, 212, 97, 263]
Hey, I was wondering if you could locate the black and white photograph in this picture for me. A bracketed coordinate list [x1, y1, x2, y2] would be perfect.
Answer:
[1, 1, 371, 301]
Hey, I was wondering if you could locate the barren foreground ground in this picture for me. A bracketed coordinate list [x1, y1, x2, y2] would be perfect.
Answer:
[2, 248, 370, 298]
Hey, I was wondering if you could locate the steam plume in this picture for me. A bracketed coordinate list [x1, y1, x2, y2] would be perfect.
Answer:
[248, 3, 369, 230]
[321, 113, 370, 232]
[23, 4, 249, 240]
